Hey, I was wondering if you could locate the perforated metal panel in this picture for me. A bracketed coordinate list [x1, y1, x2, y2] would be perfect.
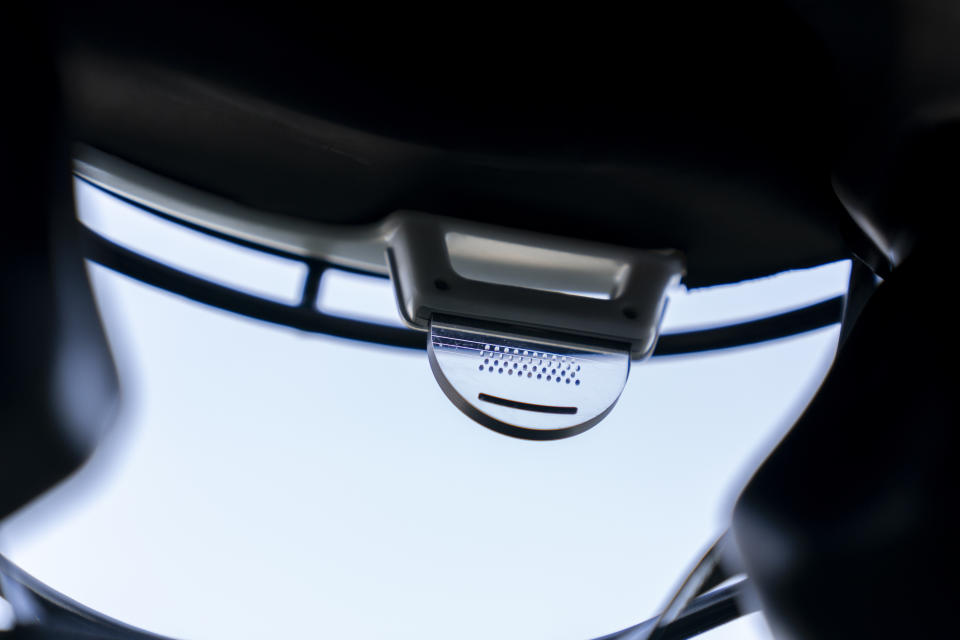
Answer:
[428, 319, 630, 440]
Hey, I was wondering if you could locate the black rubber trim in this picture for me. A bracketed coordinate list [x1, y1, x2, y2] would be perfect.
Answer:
[75, 175, 387, 278]
[594, 580, 755, 640]
[80, 227, 423, 351]
[654, 296, 845, 356]
[79, 227, 843, 357]
[0, 554, 173, 639]
[1, 551, 751, 640]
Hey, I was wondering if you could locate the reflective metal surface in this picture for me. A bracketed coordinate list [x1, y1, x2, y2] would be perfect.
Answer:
[428, 318, 630, 440]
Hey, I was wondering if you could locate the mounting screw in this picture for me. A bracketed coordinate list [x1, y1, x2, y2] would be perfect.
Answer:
[622, 307, 638, 320]
[434, 278, 450, 291]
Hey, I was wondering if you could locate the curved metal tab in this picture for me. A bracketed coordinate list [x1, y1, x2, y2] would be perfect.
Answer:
[428, 318, 630, 440]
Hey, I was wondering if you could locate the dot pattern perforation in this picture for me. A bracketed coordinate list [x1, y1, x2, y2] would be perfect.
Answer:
[432, 337, 584, 387]
[428, 319, 631, 438]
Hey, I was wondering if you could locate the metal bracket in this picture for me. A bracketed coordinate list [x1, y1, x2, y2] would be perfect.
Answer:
[385, 211, 685, 359]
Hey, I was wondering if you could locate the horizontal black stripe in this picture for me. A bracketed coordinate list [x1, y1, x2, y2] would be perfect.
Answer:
[80, 227, 844, 357]
[655, 296, 844, 355]
[80, 226, 423, 350]
[477, 393, 578, 415]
